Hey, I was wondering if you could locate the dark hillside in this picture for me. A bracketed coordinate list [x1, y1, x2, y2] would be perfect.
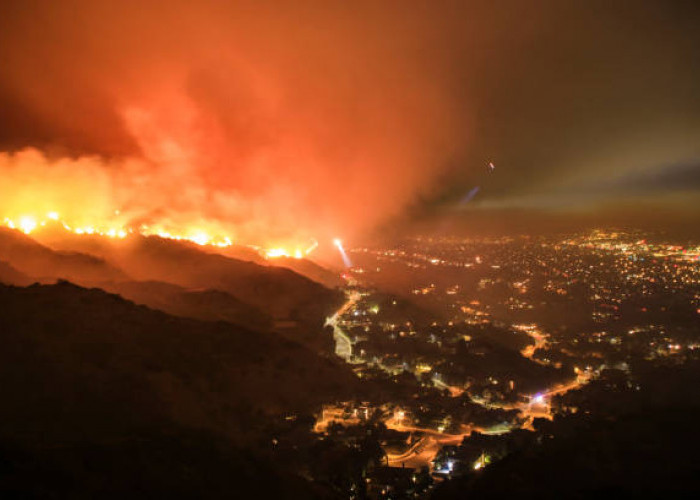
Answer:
[0, 282, 358, 442]
[0, 281, 360, 498]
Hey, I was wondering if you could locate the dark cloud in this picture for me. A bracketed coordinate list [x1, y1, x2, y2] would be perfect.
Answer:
[604, 162, 700, 194]
[436, 0, 700, 210]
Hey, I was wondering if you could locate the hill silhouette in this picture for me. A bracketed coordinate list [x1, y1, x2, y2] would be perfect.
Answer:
[0, 228, 127, 284]
[4, 228, 344, 352]
[99, 279, 273, 331]
[0, 281, 357, 437]
[0, 281, 359, 498]
[0, 259, 32, 286]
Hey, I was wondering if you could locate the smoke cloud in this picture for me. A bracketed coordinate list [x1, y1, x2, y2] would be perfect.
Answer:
[4, 1, 698, 245]
[0, 1, 479, 246]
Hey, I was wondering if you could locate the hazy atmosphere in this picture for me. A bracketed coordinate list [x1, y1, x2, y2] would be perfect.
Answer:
[2, 1, 698, 249]
[1, 2, 699, 499]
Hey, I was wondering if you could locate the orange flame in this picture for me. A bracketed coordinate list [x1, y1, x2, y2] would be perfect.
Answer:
[2, 212, 313, 260]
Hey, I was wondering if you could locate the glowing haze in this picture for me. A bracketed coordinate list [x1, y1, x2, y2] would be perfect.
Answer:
[0, 1, 473, 252]
[4, 1, 697, 247]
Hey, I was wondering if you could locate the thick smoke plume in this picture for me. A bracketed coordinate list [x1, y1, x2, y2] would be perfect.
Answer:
[0, 1, 476, 247]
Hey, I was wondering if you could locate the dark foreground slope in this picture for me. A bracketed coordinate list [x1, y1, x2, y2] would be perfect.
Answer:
[0, 281, 357, 436]
[99, 279, 274, 331]
[0, 282, 358, 498]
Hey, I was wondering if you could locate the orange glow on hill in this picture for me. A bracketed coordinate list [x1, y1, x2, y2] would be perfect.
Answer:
[2, 212, 314, 260]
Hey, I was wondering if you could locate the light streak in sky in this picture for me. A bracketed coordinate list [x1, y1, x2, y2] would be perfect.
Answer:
[460, 186, 481, 205]
[333, 238, 352, 267]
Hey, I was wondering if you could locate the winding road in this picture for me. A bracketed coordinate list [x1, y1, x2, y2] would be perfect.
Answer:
[323, 287, 594, 470]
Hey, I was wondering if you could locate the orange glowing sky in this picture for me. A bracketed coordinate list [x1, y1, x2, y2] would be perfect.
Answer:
[1, 1, 699, 247]
[0, 1, 474, 251]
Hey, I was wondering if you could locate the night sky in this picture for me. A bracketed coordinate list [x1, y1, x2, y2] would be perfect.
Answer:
[1, 1, 699, 243]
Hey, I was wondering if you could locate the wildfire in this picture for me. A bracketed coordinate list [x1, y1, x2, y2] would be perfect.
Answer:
[2, 212, 315, 260]
[265, 248, 291, 258]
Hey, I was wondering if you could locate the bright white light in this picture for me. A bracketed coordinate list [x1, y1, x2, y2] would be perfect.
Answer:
[333, 238, 352, 267]
[533, 394, 544, 404]
[266, 248, 289, 258]
[19, 216, 37, 234]
[191, 232, 210, 246]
